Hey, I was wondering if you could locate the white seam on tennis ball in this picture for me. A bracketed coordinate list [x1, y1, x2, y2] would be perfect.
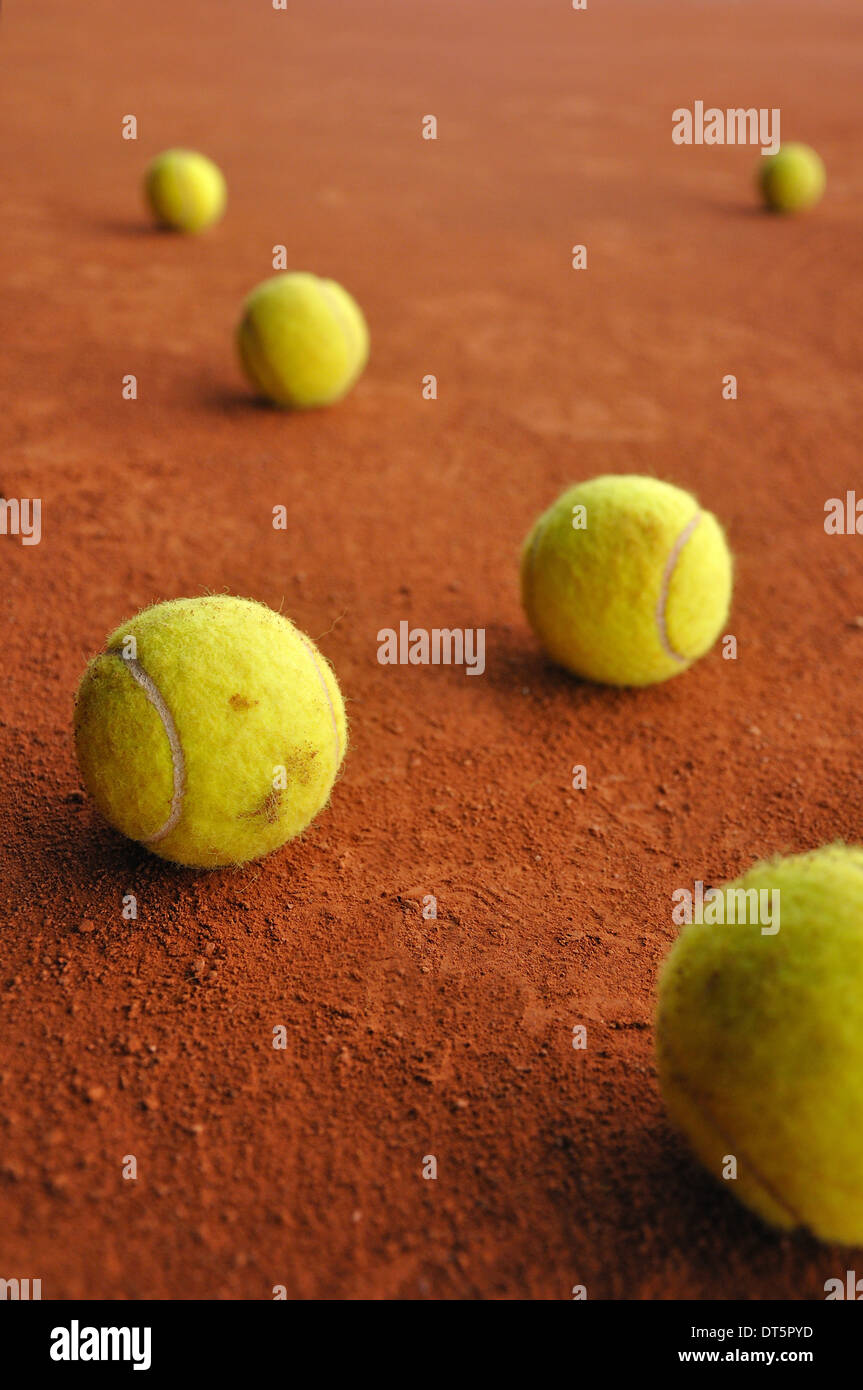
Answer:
[297, 635, 343, 765]
[656, 512, 701, 663]
[111, 651, 186, 843]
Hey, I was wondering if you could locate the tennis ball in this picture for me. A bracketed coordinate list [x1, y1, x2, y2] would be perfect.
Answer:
[236, 272, 369, 409]
[144, 149, 227, 232]
[656, 845, 863, 1244]
[74, 596, 347, 868]
[520, 475, 732, 686]
[759, 143, 825, 213]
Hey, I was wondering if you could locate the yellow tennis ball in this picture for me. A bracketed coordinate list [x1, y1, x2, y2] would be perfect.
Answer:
[656, 845, 863, 1244]
[74, 596, 347, 868]
[520, 475, 732, 686]
[236, 271, 369, 409]
[758, 142, 825, 213]
[144, 149, 227, 232]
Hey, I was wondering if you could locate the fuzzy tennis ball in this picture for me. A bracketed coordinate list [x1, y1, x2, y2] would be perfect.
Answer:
[144, 149, 227, 232]
[520, 475, 732, 686]
[655, 845, 861, 1251]
[236, 272, 369, 409]
[656, 845, 863, 1245]
[74, 596, 347, 868]
[758, 143, 825, 213]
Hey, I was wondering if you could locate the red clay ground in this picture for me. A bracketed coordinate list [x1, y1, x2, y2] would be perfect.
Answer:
[1, 0, 862, 1299]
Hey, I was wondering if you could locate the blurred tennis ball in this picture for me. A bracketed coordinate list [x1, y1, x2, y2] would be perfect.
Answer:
[656, 844, 863, 1244]
[236, 272, 369, 409]
[759, 143, 825, 213]
[144, 149, 227, 232]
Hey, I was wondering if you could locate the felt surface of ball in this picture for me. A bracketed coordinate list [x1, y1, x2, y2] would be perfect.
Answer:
[74, 596, 347, 868]
[144, 149, 227, 232]
[656, 845, 863, 1244]
[759, 143, 825, 213]
[236, 271, 369, 408]
[520, 475, 732, 686]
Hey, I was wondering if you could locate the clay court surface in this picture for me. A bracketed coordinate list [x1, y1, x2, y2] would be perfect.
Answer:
[1, 0, 861, 1298]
